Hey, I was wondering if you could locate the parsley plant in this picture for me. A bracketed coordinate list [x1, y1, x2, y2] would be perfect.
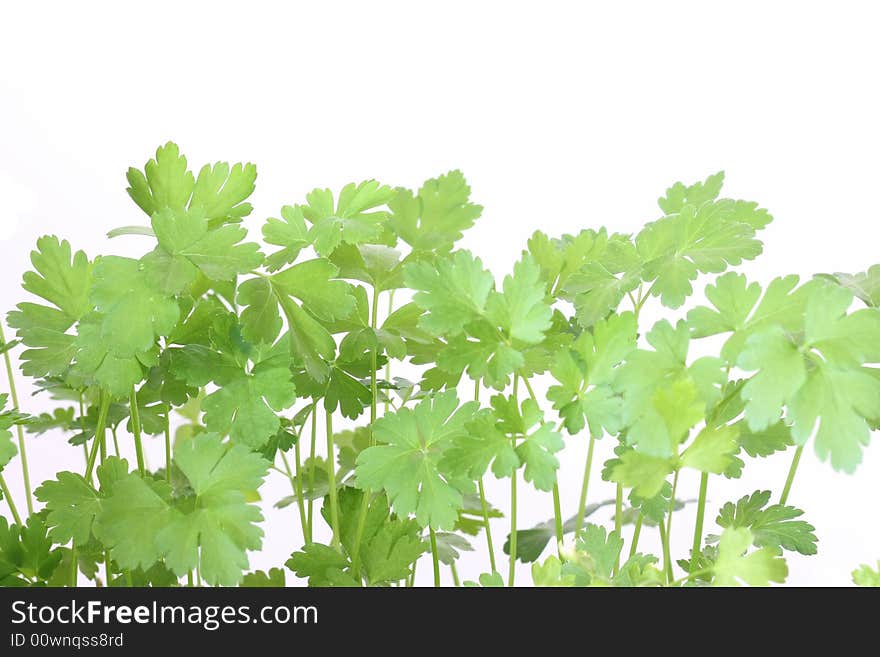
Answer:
[1, 144, 878, 587]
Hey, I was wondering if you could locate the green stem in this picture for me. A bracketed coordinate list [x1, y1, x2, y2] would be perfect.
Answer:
[429, 527, 441, 587]
[104, 550, 112, 587]
[384, 290, 395, 415]
[671, 567, 712, 587]
[552, 484, 563, 555]
[325, 409, 341, 550]
[0, 474, 21, 524]
[79, 396, 89, 468]
[85, 393, 111, 482]
[575, 436, 596, 533]
[1, 322, 33, 515]
[508, 374, 520, 587]
[129, 387, 145, 476]
[659, 520, 672, 586]
[187, 571, 194, 587]
[291, 413, 309, 542]
[370, 284, 379, 430]
[450, 562, 460, 587]
[477, 478, 497, 573]
[474, 376, 498, 573]
[633, 281, 656, 318]
[521, 376, 564, 553]
[349, 285, 382, 579]
[306, 403, 317, 543]
[779, 445, 804, 505]
[407, 558, 417, 587]
[663, 469, 680, 584]
[110, 427, 120, 458]
[629, 513, 643, 558]
[613, 483, 623, 575]
[690, 472, 709, 572]
[281, 449, 308, 542]
[508, 462, 518, 587]
[164, 407, 172, 484]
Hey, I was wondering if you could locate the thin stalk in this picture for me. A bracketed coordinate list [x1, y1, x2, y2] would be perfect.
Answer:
[85, 393, 111, 482]
[292, 422, 309, 542]
[663, 469, 680, 584]
[129, 386, 145, 476]
[690, 472, 709, 572]
[110, 427, 120, 458]
[613, 483, 623, 574]
[407, 558, 417, 587]
[628, 513, 644, 558]
[508, 462, 518, 587]
[164, 406, 172, 484]
[1, 322, 33, 515]
[575, 436, 596, 533]
[450, 562, 461, 587]
[383, 290, 395, 414]
[79, 396, 89, 468]
[104, 550, 112, 586]
[478, 478, 497, 573]
[187, 571, 194, 587]
[552, 484, 564, 555]
[671, 567, 712, 587]
[474, 380, 498, 572]
[325, 410, 341, 550]
[508, 374, 519, 587]
[429, 527, 441, 587]
[659, 520, 672, 585]
[306, 403, 317, 543]
[99, 419, 107, 463]
[521, 376, 563, 552]
[280, 450, 308, 541]
[349, 285, 382, 578]
[0, 474, 21, 524]
[780, 445, 804, 505]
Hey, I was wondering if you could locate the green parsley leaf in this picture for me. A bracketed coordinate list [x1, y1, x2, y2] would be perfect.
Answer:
[404, 250, 494, 336]
[818, 265, 880, 307]
[687, 273, 815, 363]
[142, 207, 263, 294]
[302, 180, 395, 257]
[355, 391, 478, 530]
[638, 174, 771, 309]
[739, 282, 880, 471]
[89, 256, 179, 356]
[548, 312, 637, 435]
[7, 236, 94, 379]
[0, 515, 63, 585]
[126, 142, 257, 226]
[241, 568, 286, 587]
[712, 526, 787, 587]
[286, 543, 358, 587]
[616, 320, 725, 457]
[852, 561, 880, 586]
[713, 490, 817, 555]
[202, 366, 296, 448]
[262, 205, 311, 272]
[389, 171, 482, 253]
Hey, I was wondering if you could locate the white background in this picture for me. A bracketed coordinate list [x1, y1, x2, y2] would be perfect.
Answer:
[1, 1, 878, 586]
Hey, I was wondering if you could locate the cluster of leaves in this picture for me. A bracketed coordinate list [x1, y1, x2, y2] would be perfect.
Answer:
[0, 143, 877, 587]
